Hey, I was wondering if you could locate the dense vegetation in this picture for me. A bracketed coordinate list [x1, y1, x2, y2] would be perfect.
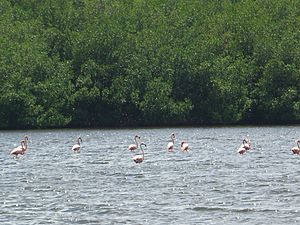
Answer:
[0, 0, 299, 129]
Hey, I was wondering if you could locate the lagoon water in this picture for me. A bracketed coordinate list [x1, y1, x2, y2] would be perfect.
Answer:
[0, 126, 300, 224]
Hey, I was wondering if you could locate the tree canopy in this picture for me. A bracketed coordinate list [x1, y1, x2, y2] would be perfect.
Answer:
[0, 0, 299, 129]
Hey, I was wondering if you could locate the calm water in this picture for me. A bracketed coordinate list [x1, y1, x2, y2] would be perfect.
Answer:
[1, 126, 300, 225]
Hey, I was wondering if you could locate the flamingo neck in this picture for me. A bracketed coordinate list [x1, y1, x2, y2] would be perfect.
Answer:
[171, 135, 175, 144]
[140, 144, 145, 159]
[297, 140, 300, 148]
[141, 147, 144, 159]
[134, 136, 139, 146]
[24, 137, 28, 149]
[21, 142, 26, 151]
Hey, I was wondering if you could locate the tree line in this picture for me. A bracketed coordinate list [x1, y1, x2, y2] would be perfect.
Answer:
[0, 0, 299, 129]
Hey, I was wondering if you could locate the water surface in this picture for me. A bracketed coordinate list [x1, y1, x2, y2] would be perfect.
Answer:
[1, 126, 300, 224]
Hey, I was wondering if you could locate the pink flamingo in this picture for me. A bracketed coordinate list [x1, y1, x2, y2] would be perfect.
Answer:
[291, 140, 300, 154]
[167, 133, 176, 151]
[243, 139, 251, 150]
[72, 137, 82, 152]
[237, 146, 246, 154]
[10, 136, 29, 157]
[133, 142, 146, 163]
[237, 139, 250, 154]
[180, 141, 189, 152]
[128, 135, 140, 151]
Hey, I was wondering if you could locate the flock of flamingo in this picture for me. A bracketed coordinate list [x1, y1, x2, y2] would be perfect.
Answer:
[127, 133, 189, 163]
[9, 134, 300, 163]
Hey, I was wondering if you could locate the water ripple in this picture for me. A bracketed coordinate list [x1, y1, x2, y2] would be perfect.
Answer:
[0, 126, 299, 225]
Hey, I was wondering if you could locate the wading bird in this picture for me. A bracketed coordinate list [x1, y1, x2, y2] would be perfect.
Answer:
[243, 139, 251, 150]
[10, 136, 29, 157]
[128, 135, 140, 151]
[237, 139, 251, 154]
[167, 133, 176, 152]
[180, 141, 189, 152]
[133, 142, 146, 163]
[72, 137, 82, 152]
[291, 140, 300, 154]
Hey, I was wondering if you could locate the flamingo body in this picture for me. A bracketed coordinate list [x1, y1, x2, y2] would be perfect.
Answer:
[292, 140, 300, 154]
[10, 140, 26, 157]
[167, 142, 174, 151]
[244, 143, 250, 150]
[133, 155, 144, 163]
[72, 137, 82, 152]
[292, 147, 300, 154]
[128, 135, 140, 151]
[10, 146, 25, 156]
[181, 141, 189, 151]
[128, 144, 138, 151]
[72, 144, 81, 151]
[237, 146, 247, 154]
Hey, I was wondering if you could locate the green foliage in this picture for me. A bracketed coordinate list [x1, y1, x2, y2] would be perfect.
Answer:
[208, 56, 254, 124]
[139, 78, 192, 125]
[0, 0, 299, 128]
[253, 59, 299, 123]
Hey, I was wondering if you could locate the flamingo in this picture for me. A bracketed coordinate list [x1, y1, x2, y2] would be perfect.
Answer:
[243, 139, 251, 150]
[167, 133, 176, 151]
[291, 140, 300, 154]
[180, 141, 189, 152]
[237, 139, 250, 154]
[10, 140, 27, 157]
[10, 135, 29, 157]
[133, 142, 146, 163]
[72, 137, 82, 152]
[128, 135, 140, 151]
[237, 146, 247, 154]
